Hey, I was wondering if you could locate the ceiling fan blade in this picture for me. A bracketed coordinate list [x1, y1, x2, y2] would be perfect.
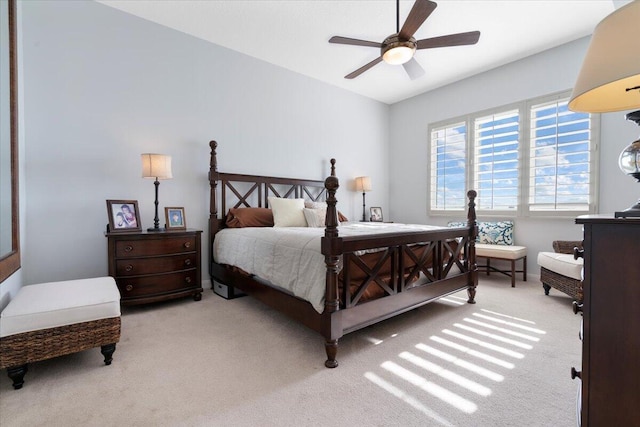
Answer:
[399, 0, 437, 40]
[329, 36, 381, 48]
[402, 58, 425, 80]
[417, 31, 481, 49]
[345, 57, 383, 79]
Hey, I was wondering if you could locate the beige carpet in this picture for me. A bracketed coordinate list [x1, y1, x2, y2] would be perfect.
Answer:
[0, 276, 581, 426]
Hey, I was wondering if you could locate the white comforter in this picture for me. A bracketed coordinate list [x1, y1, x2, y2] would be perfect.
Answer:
[213, 222, 444, 313]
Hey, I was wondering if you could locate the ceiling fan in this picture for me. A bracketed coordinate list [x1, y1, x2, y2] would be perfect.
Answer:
[329, 0, 481, 80]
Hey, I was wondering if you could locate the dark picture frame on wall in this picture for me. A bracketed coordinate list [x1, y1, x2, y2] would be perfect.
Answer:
[106, 200, 142, 232]
[370, 207, 383, 222]
[165, 207, 186, 230]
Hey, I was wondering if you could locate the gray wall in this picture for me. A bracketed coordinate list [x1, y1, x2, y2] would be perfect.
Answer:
[17, 0, 389, 286]
[389, 37, 638, 274]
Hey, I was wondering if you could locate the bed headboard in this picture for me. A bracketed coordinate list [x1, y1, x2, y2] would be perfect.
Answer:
[208, 140, 330, 246]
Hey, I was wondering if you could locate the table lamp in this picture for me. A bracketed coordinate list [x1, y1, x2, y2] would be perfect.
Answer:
[141, 153, 173, 231]
[355, 176, 372, 222]
[568, 1, 640, 217]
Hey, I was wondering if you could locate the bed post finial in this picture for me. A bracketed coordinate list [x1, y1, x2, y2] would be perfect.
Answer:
[210, 141, 218, 175]
[466, 190, 478, 304]
[330, 158, 336, 177]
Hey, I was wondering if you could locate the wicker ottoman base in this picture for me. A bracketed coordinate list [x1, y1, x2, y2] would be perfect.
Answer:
[0, 317, 121, 389]
[540, 267, 583, 303]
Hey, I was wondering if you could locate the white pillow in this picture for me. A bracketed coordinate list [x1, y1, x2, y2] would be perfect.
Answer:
[304, 200, 327, 209]
[268, 197, 306, 227]
[303, 208, 326, 228]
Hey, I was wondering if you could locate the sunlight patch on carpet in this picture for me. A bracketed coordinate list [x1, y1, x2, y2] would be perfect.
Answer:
[415, 343, 504, 382]
[463, 318, 541, 342]
[364, 372, 455, 427]
[381, 361, 478, 413]
[364, 308, 547, 419]
[399, 351, 492, 396]
[455, 322, 535, 348]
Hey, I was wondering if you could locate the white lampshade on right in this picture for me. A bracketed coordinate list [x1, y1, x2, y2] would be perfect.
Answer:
[568, 1, 640, 218]
[568, 1, 640, 113]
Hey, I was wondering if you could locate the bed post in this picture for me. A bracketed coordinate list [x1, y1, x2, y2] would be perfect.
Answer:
[322, 159, 340, 368]
[209, 141, 219, 281]
[466, 190, 478, 303]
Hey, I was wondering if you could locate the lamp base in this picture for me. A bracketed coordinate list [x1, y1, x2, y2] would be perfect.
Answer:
[147, 227, 166, 232]
[614, 199, 640, 218]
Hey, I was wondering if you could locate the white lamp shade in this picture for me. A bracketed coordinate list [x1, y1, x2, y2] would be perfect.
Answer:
[141, 153, 173, 179]
[568, 1, 640, 113]
[355, 176, 372, 192]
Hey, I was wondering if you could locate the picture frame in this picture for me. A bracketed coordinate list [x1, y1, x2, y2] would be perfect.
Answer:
[106, 200, 141, 232]
[370, 207, 383, 222]
[165, 207, 186, 230]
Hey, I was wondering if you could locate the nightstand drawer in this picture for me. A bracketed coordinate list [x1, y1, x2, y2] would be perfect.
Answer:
[117, 270, 198, 298]
[115, 236, 196, 258]
[115, 254, 197, 276]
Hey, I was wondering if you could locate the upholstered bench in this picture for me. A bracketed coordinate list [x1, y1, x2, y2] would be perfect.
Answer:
[537, 240, 584, 302]
[0, 277, 121, 389]
[449, 220, 527, 287]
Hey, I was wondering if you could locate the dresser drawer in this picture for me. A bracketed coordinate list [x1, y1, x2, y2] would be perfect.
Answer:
[115, 236, 196, 258]
[115, 253, 197, 276]
[117, 270, 198, 298]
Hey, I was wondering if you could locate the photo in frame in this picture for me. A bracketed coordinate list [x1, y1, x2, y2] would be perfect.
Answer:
[165, 207, 186, 230]
[106, 200, 141, 232]
[370, 207, 383, 222]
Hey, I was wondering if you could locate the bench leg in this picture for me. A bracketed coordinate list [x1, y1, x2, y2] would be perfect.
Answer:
[7, 364, 28, 390]
[101, 343, 116, 365]
[486, 258, 491, 276]
[511, 260, 516, 287]
[523, 256, 527, 281]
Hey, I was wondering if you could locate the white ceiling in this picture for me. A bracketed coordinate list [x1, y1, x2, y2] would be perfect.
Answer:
[98, 0, 626, 105]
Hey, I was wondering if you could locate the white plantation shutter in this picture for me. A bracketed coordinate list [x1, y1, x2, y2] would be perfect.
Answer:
[430, 122, 467, 210]
[428, 91, 597, 216]
[529, 100, 592, 212]
[474, 110, 520, 211]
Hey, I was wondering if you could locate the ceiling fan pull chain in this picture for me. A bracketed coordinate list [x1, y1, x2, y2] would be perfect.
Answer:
[396, 0, 400, 33]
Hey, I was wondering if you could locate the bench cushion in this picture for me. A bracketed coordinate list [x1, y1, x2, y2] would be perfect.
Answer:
[476, 243, 527, 260]
[0, 277, 121, 338]
[537, 252, 583, 281]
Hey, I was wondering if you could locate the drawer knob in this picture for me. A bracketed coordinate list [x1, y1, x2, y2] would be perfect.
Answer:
[125, 245, 133, 252]
[183, 242, 191, 249]
[573, 247, 584, 260]
[125, 284, 133, 291]
[571, 367, 581, 380]
[125, 264, 133, 272]
[572, 301, 583, 314]
[184, 259, 192, 266]
[185, 277, 192, 284]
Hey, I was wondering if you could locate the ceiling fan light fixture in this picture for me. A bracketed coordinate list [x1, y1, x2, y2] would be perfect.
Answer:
[381, 35, 416, 65]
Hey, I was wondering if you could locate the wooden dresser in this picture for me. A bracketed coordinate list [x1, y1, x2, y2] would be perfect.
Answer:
[106, 229, 203, 305]
[573, 215, 640, 426]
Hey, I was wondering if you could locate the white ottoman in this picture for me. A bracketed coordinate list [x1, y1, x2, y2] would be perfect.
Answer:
[537, 251, 583, 301]
[0, 277, 121, 389]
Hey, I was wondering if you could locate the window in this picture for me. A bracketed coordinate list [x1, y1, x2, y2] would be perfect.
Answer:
[428, 91, 598, 216]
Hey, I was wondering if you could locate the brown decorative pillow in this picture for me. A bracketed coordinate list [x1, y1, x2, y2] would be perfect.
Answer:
[225, 208, 274, 228]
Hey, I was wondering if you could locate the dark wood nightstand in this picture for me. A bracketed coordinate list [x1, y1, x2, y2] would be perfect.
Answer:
[106, 229, 203, 305]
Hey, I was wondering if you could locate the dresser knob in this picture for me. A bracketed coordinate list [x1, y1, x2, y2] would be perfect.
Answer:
[125, 284, 133, 291]
[573, 247, 584, 260]
[184, 242, 191, 249]
[571, 367, 581, 380]
[125, 264, 133, 272]
[185, 277, 192, 284]
[572, 301, 583, 314]
[125, 245, 133, 252]
[184, 259, 192, 266]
